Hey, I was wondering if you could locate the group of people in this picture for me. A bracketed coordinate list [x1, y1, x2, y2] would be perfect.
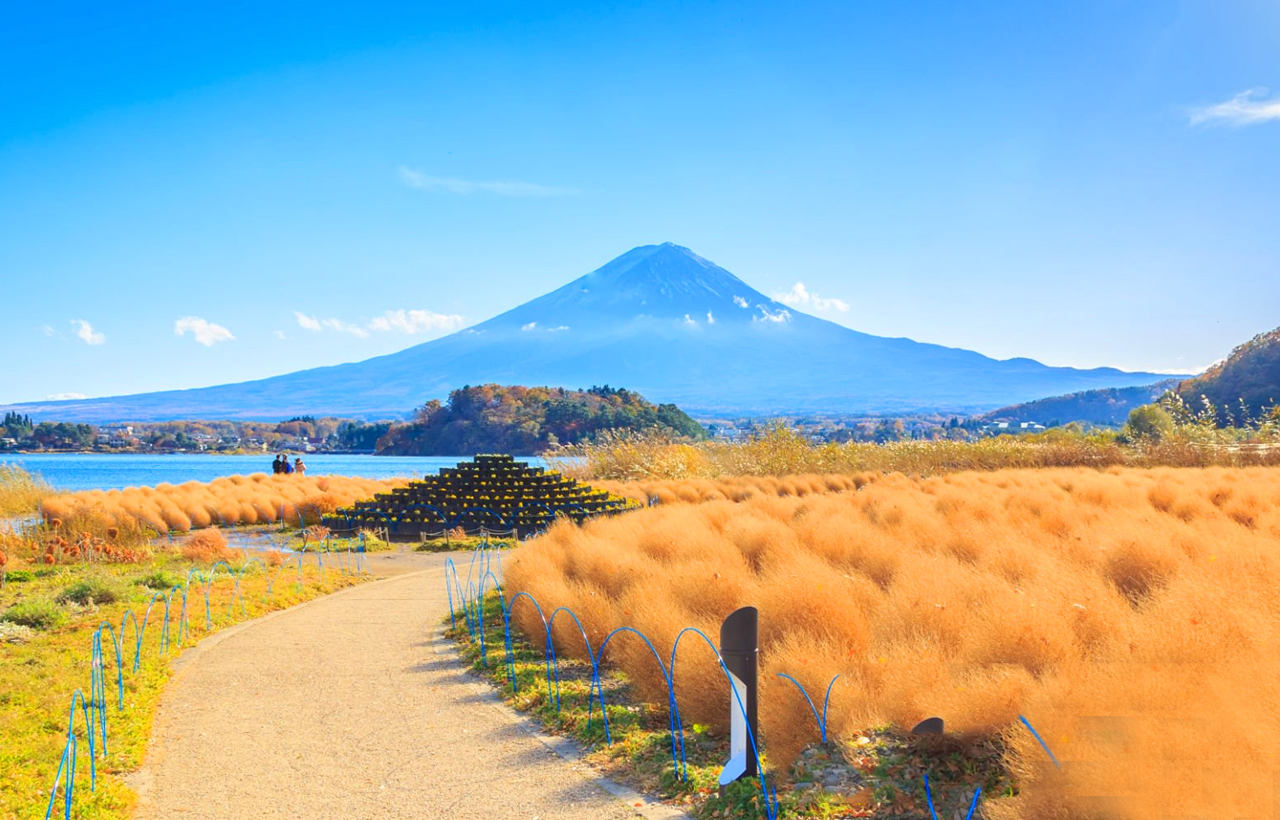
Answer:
[272, 454, 306, 475]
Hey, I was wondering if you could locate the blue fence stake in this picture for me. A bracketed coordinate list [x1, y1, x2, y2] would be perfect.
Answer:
[1019, 715, 1061, 768]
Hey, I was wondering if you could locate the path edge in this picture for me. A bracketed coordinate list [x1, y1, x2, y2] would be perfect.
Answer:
[126, 564, 437, 805]
[428, 626, 692, 820]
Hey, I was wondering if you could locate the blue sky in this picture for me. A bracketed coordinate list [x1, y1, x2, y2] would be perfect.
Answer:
[2, 0, 1278, 405]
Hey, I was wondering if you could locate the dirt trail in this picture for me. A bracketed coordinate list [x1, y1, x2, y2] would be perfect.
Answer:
[130, 551, 653, 820]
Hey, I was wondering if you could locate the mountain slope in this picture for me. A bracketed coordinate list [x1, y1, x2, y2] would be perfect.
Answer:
[980, 380, 1180, 427]
[1175, 326, 1280, 421]
[1, 243, 1181, 421]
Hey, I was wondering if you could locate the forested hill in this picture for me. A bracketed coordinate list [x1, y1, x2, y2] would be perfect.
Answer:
[980, 380, 1179, 427]
[1176, 326, 1280, 421]
[375, 384, 705, 456]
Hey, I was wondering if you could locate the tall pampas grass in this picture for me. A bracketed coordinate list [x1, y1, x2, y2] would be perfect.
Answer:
[506, 466, 1280, 819]
[0, 463, 50, 516]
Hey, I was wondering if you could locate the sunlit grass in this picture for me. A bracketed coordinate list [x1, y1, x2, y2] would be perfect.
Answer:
[506, 465, 1280, 819]
[0, 549, 362, 820]
[39, 473, 407, 533]
[0, 463, 50, 517]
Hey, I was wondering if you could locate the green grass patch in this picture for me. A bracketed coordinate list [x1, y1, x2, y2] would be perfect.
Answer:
[1, 598, 67, 630]
[416, 536, 513, 553]
[56, 577, 122, 605]
[0, 549, 366, 820]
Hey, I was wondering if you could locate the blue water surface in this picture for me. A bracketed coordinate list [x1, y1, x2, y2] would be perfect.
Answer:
[0, 453, 551, 492]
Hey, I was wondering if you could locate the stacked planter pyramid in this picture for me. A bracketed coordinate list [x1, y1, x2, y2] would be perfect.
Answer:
[325, 454, 642, 539]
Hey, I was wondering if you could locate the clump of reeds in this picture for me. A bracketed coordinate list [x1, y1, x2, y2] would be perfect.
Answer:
[0, 463, 50, 516]
[551, 425, 1280, 481]
[506, 465, 1280, 819]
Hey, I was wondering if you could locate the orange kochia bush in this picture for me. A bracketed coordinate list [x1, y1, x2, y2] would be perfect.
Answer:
[40, 474, 405, 533]
[595, 473, 880, 505]
[507, 466, 1280, 820]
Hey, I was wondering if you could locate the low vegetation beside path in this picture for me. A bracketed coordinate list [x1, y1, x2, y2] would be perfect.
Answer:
[0, 525, 365, 820]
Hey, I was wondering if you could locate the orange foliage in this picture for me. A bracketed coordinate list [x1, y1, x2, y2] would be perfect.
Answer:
[180, 527, 242, 564]
[595, 473, 877, 505]
[507, 466, 1280, 820]
[41, 474, 405, 534]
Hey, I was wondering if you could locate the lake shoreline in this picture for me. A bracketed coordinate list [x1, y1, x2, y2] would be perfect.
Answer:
[1, 453, 551, 493]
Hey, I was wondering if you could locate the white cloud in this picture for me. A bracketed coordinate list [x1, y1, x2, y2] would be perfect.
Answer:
[733, 296, 749, 309]
[706, 311, 715, 324]
[369, 309, 464, 335]
[522, 322, 538, 331]
[684, 314, 697, 326]
[274, 330, 287, 340]
[297, 308, 463, 338]
[753, 307, 792, 324]
[294, 312, 322, 331]
[72, 319, 105, 345]
[1189, 88, 1280, 126]
[548, 325, 569, 332]
[399, 166, 573, 197]
[46, 392, 87, 401]
[41, 325, 55, 337]
[321, 318, 369, 338]
[773, 282, 850, 314]
[174, 316, 235, 346]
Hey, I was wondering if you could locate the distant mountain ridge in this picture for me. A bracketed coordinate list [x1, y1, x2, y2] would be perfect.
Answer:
[1, 243, 1182, 421]
[980, 380, 1180, 427]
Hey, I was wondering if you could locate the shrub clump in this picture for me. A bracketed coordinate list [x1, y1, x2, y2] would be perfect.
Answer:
[136, 570, 183, 590]
[1, 599, 68, 631]
[180, 527, 241, 563]
[57, 578, 121, 606]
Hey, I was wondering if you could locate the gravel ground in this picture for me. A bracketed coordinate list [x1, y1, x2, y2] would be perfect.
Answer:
[130, 550, 645, 820]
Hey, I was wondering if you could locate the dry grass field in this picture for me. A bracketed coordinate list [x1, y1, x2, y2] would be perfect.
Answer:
[507, 465, 1280, 819]
[597, 473, 879, 505]
[39, 474, 406, 534]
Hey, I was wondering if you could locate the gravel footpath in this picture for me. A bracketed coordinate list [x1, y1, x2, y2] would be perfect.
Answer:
[129, 551, 650, 820]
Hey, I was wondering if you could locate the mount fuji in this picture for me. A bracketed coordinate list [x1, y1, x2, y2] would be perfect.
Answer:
[3, 243, 1177, 421]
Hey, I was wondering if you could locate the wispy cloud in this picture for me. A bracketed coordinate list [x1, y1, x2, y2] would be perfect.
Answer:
[753, 306, 792, 324]
[175, 316, 235, 346]
[368, 309, 464, 335]
[294, 311, 367, 337]
[399, 166, 573, 197]
[1189, 88, 1280, 126]
[46, 392, 87, 401]
[706, 311, 715, 325]
[323, 318, 369, 338]
[274, 330, 287, 340]
[296, 308, 463, 338]
[521, 321, 570, 333]
[72, 319, 105, 345]
[294, 312, 322, 331]
[733, 296, 749, 309]
[773, 282, 850, 314]
[683, 314, 698, 327]
[41, 325, 55, 337]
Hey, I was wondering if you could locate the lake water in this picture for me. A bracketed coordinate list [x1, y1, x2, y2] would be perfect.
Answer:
[0, 453, 552, 492]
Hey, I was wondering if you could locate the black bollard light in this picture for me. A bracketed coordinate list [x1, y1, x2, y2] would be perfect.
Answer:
[718, 606, 759, 793]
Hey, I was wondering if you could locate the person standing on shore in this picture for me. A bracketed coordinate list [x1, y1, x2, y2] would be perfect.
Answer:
[272, 454, 284, 474]
[282, 456, 294, 474]
[294, 457, 306, 476]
